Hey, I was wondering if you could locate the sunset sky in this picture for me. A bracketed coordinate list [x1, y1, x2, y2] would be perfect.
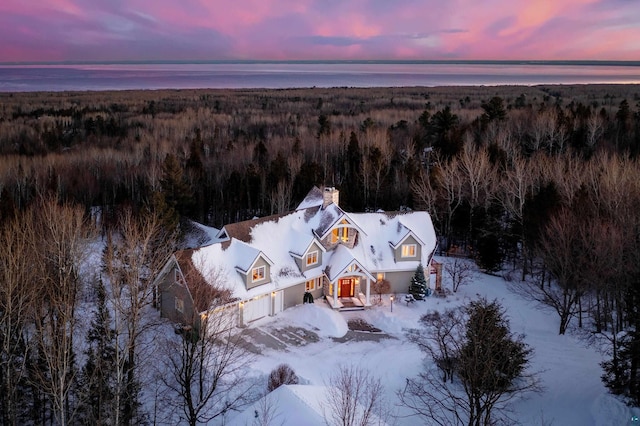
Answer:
[1, 0, 638, 63]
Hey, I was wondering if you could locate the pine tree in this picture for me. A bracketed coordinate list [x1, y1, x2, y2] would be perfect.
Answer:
[409, 263, 428, 300]
[79, 277, 116, 424]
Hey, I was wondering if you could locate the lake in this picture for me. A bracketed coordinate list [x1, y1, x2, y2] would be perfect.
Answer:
[1, 61, 639, 92]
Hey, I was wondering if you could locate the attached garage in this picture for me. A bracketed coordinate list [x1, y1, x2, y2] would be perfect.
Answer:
[242, 293, 275, 324]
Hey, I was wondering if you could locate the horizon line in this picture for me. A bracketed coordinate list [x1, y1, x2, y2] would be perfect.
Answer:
[2, 59, 640, 67]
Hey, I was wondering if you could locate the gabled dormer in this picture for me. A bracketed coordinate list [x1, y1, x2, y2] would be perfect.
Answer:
[315, 209, 367, 250]
[289, 235, 326, 274]
[231, 240, 274, 290]
[389, 231, 424, 262]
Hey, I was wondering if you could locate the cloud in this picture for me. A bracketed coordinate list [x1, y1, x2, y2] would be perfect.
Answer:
[0, 0, 639, 61]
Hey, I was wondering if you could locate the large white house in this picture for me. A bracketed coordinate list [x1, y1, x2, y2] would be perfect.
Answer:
[154, 186, 437, 327]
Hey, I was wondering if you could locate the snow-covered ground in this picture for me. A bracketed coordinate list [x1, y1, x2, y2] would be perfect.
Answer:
[227, 256, 640, 426]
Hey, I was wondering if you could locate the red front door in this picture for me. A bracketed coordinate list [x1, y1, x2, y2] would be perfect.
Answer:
[339, 278, 354, 297]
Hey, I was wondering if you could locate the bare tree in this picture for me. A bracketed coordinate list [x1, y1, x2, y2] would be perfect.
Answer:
[513, 209, 586, 335]
[29, 197, 94, 426]
[252, 392, 284, 426]
[159, 262, 254, 426]
[497, 154, 533, 279]
[267, 364, 299, 392]
[443, 257, 476, 293]
[102, 208, 176, 425]
[0, 212, 37, 425]
[323, 365, 388, 426]
[162, 306, 255, 425]
[371, 279, 391, 304]
[457, 142, 497, 239]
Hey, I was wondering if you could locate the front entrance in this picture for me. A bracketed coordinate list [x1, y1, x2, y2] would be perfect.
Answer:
[338, 278, 355, 297]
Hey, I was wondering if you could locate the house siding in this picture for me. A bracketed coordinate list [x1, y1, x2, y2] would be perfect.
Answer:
[245, 257, 271, 290]
[393, 235, 422, 262]
[158, 266, 195, 324]
[384, 270, 422, 294]
[283, 282, 306, 309]
[300, 242, 323, 273]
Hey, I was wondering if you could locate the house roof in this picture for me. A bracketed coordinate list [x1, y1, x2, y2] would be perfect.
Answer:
[174, 250, 233, 312]
[227, 384, 388, 426]
[227, 385, 327, 426]
[180, 192, 436, 302]
[296, 185, 324, 210]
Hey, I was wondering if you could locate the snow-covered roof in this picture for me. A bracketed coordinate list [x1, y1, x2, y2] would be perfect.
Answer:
[180, 192, 436, 303]
[227, 385, 328, 426]
[296, 185, 324, 210]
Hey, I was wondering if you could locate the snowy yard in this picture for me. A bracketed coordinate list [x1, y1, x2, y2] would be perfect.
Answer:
[227, 257, 639, 426]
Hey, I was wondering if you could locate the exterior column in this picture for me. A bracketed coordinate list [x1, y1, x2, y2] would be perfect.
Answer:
[365, 277, 371, 306]
[333, 280, 338, 307]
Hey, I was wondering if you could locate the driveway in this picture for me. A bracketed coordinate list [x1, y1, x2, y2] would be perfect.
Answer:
[237, 317, 392, 354]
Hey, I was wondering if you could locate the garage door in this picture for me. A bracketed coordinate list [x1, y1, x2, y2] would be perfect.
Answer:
[243, 294, 271, 323]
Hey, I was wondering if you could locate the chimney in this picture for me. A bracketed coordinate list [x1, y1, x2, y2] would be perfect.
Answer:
[323, 186, 339, 209]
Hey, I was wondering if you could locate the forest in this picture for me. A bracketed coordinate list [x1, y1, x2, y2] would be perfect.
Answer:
[1, 84, 640, 424]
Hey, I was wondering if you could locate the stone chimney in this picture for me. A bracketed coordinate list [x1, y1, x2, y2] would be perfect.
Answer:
[323, 186, 339, 209]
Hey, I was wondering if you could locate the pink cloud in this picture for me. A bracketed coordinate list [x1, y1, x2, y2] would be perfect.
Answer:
[0, 0, 639, 62]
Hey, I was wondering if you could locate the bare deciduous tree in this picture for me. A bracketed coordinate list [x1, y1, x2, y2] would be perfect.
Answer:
[513, 209, 586, 335]
[0, 212, 37, 425]
[372, 278, 391, 304]
[102, 208, 177, 424]
[162, 307, 254, 426]
[444, 258, 476, 293]
[323, 365, 388, 426]
[160, 263, 254, 426]
[29, 197, 94, 426]
[267, 364, 299, 392]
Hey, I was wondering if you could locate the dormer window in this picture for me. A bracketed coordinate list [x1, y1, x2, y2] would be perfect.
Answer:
[401, 244, 417, 258]
[306, 250, 319, 266]
[331, 226, 349, 244]
[252, 265, 266, 282]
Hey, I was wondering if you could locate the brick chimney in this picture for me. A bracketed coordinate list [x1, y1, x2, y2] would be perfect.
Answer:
[323, 186, 339, 209]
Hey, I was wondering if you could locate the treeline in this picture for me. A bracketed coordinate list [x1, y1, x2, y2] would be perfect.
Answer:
[2, 85, 640, 411]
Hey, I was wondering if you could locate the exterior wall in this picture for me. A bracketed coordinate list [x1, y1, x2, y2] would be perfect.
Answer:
[300, 242, 324, 273]
[245, 256, 271, 290]
[319, 224, 358, 250]
[383, 270, 420, 294]
[157, 265, 195, 324]
[283, 282, 307, 309]
[393, 235, 422, 262]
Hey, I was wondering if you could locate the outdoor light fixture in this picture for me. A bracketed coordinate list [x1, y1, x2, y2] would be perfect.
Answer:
[390, 294, 394, 312]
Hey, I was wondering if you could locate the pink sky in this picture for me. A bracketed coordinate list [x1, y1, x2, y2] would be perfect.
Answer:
[0, 0, 638, 62]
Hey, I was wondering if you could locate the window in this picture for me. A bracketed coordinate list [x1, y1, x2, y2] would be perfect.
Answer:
[305, 279, 315, 291]
[377, 272, 385, 282]
[175, 297, 184, 313]
[252, 265, 266, 282]
[331, 226, 349, 243]
[401, 244, 417, 258]
[306, 250, 319, 266]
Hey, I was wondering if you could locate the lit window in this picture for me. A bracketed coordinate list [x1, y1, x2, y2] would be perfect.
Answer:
[401, 244, 417, 258]
[175, 297, 184, 313]
[305, 279, 315, 291]
[252, 265, 266, 282]
[377, 272, 384, 281]
[331, 226, 349, 243]
[306, 250, 319, 266]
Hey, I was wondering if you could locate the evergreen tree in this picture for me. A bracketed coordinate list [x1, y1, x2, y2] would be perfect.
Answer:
[79, 277, 116, 424]
[160, 153, 193, 216]
[409, 263, 428, 300]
